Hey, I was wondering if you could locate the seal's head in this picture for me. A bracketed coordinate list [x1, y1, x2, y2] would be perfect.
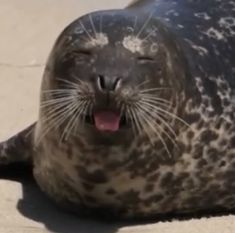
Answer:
[40, 10, 188, 146]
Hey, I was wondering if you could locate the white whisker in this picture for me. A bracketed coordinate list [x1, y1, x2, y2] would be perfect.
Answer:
[140, 95, 172, 105]
[140, 87, 172, 93]
[79, 20, 94, 41]
[136, 103, 179, 150]
[136, 11, 154, 38]
[89, 14, 98, 38]
[142, 28, 158, 42]
[135, 104, 173, 158]
[140, 98, 172, 109]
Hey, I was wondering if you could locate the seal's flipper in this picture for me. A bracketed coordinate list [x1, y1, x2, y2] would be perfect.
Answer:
[0, 123, 36, 165]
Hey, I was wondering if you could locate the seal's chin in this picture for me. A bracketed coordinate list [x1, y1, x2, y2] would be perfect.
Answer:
[85, 111, 127, 132]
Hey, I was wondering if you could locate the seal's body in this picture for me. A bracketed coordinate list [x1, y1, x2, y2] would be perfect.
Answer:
[1, 0, 235, 219]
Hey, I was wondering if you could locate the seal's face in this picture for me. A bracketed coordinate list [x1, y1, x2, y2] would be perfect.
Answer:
[41, 10, 187, 146]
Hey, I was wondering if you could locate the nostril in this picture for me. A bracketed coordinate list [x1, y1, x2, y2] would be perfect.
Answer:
[96, 75, 122, 91]
[97, 75, 106, 90]
[113, 77, 121, 90]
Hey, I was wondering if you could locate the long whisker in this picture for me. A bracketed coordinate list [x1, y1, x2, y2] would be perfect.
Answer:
[99, 14, 103, 34]
[136, 103, 179, 150]
[140, 101, 190, 128]
[89, 14, 98, 38]
[60, 101, 88, 142]
[136, 79, 150, 88]
[40, 96, 75, 108]
[127, 106, 142, 136]
[139, 98, 172, 109]
[79, 20, 94, 41]
[142, 27, 158, 42]
[132, 15, 138, 35]
[136, 11, 154, 38]
[140, 95, 172, 105]
[56, 78, 79, 89]
[41, 101, 77, 127]
[36, 100, 78, 144]
[139, 87, 172, 93]
[135, 104, 173, 158]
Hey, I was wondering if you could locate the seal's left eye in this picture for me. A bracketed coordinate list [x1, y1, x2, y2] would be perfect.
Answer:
[137, 56, 155, 63]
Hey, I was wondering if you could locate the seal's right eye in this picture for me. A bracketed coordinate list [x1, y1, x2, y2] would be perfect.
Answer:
[75, 50, 92, 56]
[74, 50, 92, 57]
[73, 50, 92, 63]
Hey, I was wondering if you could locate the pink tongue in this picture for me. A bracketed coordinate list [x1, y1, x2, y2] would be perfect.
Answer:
[94, 111, 120, 132]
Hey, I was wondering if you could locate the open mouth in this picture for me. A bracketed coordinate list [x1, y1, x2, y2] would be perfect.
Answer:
[85, 110, 127, 132]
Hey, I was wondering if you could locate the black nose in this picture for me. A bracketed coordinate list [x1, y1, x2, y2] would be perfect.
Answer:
[96, 75, 121, 92]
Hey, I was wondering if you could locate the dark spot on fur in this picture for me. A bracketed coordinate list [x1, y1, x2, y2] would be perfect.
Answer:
[207, 148, 220, 162]
[187, 131, 195, 140]
[147, 173, 159, 182]
[215, 118, 223, 130]
[106, 161, 123, 170]
[202, 78, 222, 114]
[219, 160, 226, 167]
[66, 146, 73, 160]
[229, 136, 235, 147]
[199, 130, 218, 143]
[219, 139, 227, 147]
[144, 183, 155, 192]
[196, 120, 205, 130]
[82, 182, 94, 192]
[160, 172, 174, 188]
[120, 190, 140, 204]
[106, 188, 117, 195]
[173, 172, 188, 188]
[144, 194, 164, 206]
[225, 122, 232, 131]
[193, 144, 203, 159]
[84, 195, 97, 203]
[77, 167, 108, 183]
[184, 178, 195, 190]
[203, 98, 209, 107]
[223, 98, 230, 107]
[184, 113, 201, 124]
[197, 158, 208, 168]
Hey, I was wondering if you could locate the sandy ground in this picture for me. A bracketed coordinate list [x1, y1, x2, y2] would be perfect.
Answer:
[0, 0, 235, 232]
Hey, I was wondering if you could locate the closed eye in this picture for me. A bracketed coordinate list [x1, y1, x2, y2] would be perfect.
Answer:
[137, 56, 155, 62]
[74, 50, 92, 56]
[73, 50, 92, 63]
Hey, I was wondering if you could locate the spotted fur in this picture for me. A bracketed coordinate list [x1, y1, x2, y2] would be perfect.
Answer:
[1, 0, 235, 220]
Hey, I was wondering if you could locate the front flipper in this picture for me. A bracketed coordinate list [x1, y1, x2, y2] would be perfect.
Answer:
[0, 123, 36, 165]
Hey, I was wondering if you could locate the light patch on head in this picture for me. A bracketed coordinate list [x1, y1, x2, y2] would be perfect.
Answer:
[122, 36, 144, 54]
[204, 27, 225, 41]
[219, 17, 235, 36]
[194, 12, 211, 20]
[86, 33, 109, 48]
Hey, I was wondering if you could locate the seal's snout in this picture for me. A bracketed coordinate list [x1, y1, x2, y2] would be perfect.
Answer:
[96, 75, 121, 92]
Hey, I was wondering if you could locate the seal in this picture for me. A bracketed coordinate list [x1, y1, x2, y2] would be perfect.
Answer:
[1, 0, 235, 220]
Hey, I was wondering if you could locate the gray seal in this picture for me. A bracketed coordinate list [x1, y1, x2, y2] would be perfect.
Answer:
[1, 0, 235, 220]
